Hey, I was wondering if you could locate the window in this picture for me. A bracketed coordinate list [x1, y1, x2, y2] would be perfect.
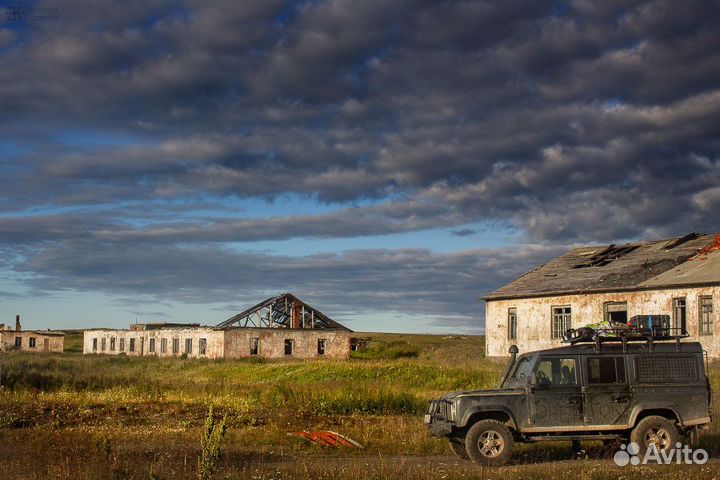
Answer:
[172, 338, 179, 354]
[551, 306, 572, 339]
[535, 357, 577, 386]
[503, 356, 533, 387]
[101, 338, 106, 351]
[15, 336, 22, 348]
[318, 339, 326, 355]
[604, 301, 628, 324]
[673, 298, 687, 333]
[149, 338, 156, 353]
[284, 339, 294, 356]
[700, 296, 713, 335]
[110, 337, 116, 351]
[92, 338, 97, 351]
[29, 337, 36, 348]
[636, 355, 698, 383]
[199, 338, 207, 355]
[185, 338, 192, 354]
[119, 338, 125, 352]
[129, 338, 136, 352]
[250, 338, 260, 355]
[508, 308, 517, 340]
[587, 357, 626, 384]
[161, 338, 167, 354]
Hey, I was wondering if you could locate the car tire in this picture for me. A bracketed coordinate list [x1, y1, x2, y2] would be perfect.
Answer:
[448, 438, 470, 460]
[465, 420, 514, 466]
[630, 415, 681, 458]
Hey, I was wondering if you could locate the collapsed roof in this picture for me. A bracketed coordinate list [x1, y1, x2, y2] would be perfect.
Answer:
[484, 232, 720, 301]
[217, 293, 351, 331]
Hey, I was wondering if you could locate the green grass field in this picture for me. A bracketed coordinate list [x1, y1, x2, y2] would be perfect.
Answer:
[0, 332, 718, 479]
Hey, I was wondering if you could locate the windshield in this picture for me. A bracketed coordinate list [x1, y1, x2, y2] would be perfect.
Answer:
[503, 355, 534, 387]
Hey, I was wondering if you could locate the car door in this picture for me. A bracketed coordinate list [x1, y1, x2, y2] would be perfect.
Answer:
[583, 356, 632, 427]
[528, 356, 583, 429]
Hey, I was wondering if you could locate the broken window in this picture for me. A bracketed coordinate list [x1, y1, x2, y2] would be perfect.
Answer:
[119, 338, 125, 352]
[92, 338, 97, 351]
[250, 337, 260, 355]
[129, 338, 136, 352]
[700, 296, 714, 335]
[587, 357, 625, 384]
[508, 308, 517, 340]
[29, 337, 36, 348]
[604, 301, 628, 324]
[284, 339, 294, 356]
[101, 338, 106, 351]
[674, 298, 687, 333]
[160, 338, 167, 354]
[199, 338, 207, 355]
[318, 339, 326, 355]
[172, 338, 179, 354]
[110, 337, 116, 351]
[185, 338, 192, 354]
[551, 306, 571, 339]
[149, 338, 156, 353]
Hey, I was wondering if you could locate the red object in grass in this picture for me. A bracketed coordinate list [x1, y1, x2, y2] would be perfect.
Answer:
[288, 430, 364, 448]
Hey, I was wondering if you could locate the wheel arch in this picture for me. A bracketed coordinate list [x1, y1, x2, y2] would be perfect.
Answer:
[460, 407, 518, 430]
[629, 406, 683, 428]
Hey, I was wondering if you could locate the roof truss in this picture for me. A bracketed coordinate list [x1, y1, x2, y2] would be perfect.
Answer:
[216, 293, 351, 331]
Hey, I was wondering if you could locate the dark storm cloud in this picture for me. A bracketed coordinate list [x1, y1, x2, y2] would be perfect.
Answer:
[1, 0, 720, 326]
[15, 240, 565, 330]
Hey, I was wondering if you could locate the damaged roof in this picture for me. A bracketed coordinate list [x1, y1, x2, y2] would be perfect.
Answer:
[484, 233, 720, 301]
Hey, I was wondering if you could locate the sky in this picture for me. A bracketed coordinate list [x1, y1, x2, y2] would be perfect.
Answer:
[0, 0, 719, 334]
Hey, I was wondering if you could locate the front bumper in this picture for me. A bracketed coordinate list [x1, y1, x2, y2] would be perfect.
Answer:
[424, 400, 454, 436]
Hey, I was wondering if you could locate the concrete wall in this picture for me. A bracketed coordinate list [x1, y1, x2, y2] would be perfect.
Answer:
[0, 331, 64, 352]
[83, 328, 353, 359]
[486, 286, 720, 358]
[83, 328, 224, 359]
[224, 328, 352, 359]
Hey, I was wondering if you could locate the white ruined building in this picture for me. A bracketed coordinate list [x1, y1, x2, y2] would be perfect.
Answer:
[484, 233, 720, 357]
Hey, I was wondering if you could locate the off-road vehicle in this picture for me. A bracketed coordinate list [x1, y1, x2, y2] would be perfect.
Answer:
[425, 326, 712, 466]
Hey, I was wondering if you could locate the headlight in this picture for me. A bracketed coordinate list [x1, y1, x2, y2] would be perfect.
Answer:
[448, 401, 457, 421]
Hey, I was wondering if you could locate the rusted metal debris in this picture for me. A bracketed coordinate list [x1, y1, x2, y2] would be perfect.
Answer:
[288, 430, 364, 448]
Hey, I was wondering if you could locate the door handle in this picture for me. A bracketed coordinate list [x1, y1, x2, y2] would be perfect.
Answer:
[565, 400, 580, 405]
[612, 395, 630, 403]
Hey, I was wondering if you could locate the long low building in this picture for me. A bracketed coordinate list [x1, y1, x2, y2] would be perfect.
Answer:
[83, 326, 353, 359]
[83, 294, 357, 359]
[0, 316, 65, 353]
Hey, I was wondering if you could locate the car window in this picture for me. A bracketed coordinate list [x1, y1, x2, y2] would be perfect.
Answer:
[587, 357, 626, 384]
[535, 357, 577, 386]
[504, 356, 534, 387]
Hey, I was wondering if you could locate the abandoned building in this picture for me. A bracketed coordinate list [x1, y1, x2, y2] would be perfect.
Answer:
[484, 232, 720, 358]
[83, 293, 357, 359]
[0, 315, 65, 353]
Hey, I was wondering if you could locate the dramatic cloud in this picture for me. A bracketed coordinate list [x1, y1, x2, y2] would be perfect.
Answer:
[0, 0, 718, 330]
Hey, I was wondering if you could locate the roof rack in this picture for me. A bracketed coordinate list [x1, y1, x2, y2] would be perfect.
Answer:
[562, 325, 689, 353]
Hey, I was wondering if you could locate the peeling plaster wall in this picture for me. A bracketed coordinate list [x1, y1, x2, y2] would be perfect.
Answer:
[83, 328, 353, 359]
[83, 328, 224, 359]
[486, 286, 720, 358]
[0, 331, 64, 352]
[224, 328, 352, 359]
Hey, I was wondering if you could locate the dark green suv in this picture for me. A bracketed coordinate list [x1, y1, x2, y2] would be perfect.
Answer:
[425, 333, 712, 466]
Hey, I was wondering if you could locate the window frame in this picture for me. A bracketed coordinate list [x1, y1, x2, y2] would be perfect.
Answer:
[185, 338, 193, 354]
[586, 356, 626, 385]
[172, 338, 179, 354]
[199, 338, 207, 355]
[534, 356, 578, 387]
[110, 337, 116, 351]
[508, 307, 517, 340]
[551, 305, 572, 339]
[119, 338, 125, 352]
[700, 295, 714, 336]
[673, 297, 687, 333]
[317, 339, 326, 355]
[160, 338, 167, 354]
[149, 338, 156, 353]
[129, 338, 136, 352]
[284, 339, 294, 356]
[15, 336, 22, 348]
[29, 337, 36, 348]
